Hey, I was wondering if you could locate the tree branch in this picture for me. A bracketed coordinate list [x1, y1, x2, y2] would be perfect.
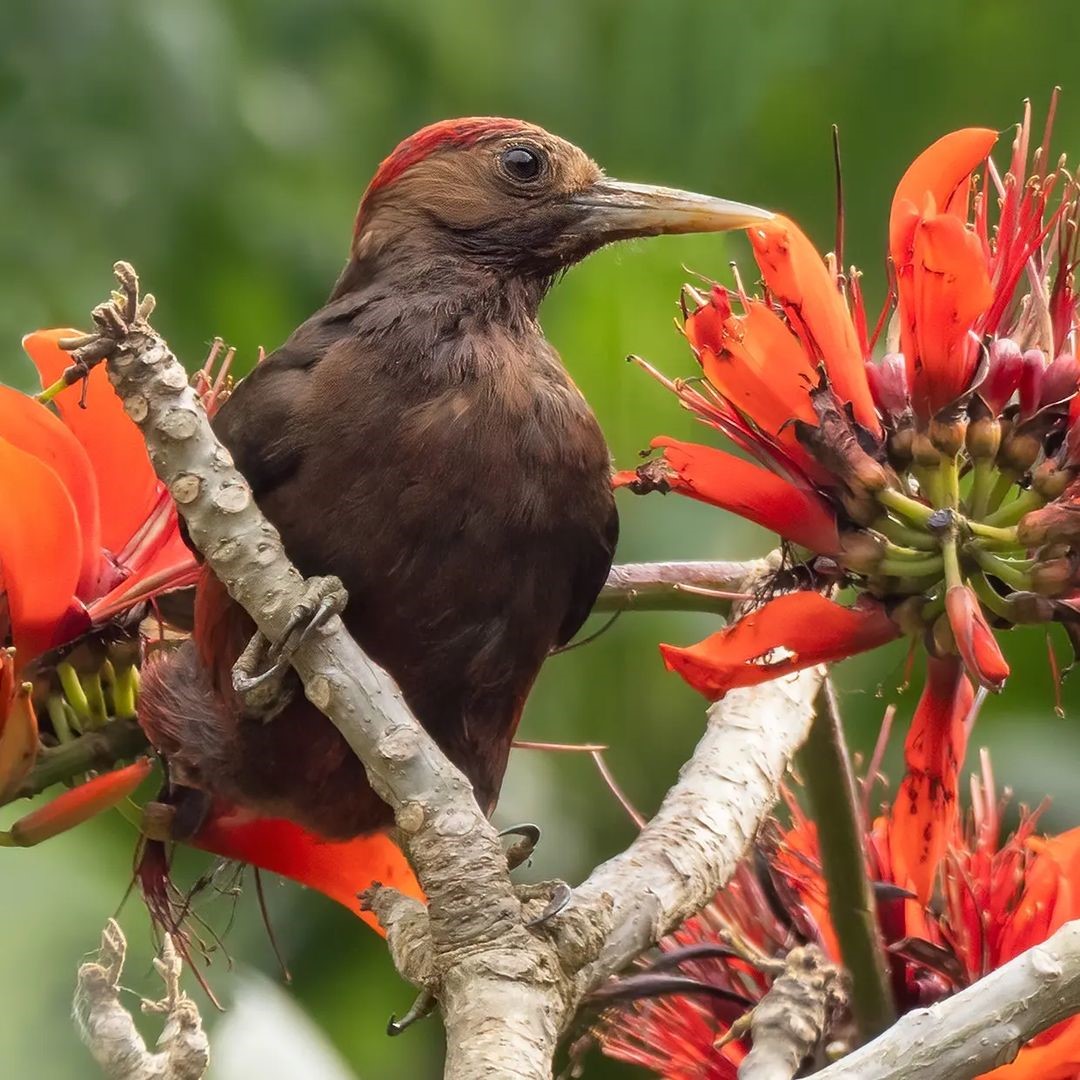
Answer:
[595, 559, 766, 612]
[738, 945, 847, 1080]
[572, 662, 823, 989]
[810, 920, 1080, 1080]
[74, 919, 209, 1080]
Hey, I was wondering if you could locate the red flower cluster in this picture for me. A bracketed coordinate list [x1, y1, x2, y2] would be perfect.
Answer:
[621, 104, 1080, 702]
[598, 749, 1080, 1080]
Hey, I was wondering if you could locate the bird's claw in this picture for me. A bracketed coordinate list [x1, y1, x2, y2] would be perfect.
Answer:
[499, 822, 542, 872]
[524, 881, 573, 928]
[232, 576, 348, 718]
[386, 988, 436, 1036]
[266, 575, 348, 665]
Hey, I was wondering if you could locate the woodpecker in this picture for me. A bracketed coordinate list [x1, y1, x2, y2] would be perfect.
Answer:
[140, 117, 770, 842]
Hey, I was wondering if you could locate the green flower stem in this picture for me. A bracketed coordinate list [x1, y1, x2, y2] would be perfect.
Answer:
[981, 487, 1045, 529]
[877, 488, 935, 527]
[2, 718, 148, 807]
[796, 678, 896, 1040]
[878, 554, 944, 578]
[972, 548, 1034, 592]
[939, 455, 961, 508]
[111, 665, 138, 720]
[942, 535, 963, 591]
[46, 696, 75, 745]
[986, 471, 1019, 516]
[970, 572, 1016, 620]
[967, 520, 1022, 547]
[872, 517, 937, 551]
[56, 662, 92, 730]
[968, 459, 997, 520]
[82, 673, 108, 727]
[913, 465, 945, 508]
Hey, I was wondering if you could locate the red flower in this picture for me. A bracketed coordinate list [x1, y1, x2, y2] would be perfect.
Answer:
[2, 330, 197, 664]
[623, 102, 1080, 702]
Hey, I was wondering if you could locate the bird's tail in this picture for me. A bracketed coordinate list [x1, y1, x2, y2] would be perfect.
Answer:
[137, 642, 421, 937]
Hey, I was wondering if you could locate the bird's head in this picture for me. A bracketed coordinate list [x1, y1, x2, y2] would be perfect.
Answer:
[333, 118, 771, 299]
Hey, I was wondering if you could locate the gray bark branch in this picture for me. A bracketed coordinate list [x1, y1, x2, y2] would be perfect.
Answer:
[810, 919, 1080, 1080]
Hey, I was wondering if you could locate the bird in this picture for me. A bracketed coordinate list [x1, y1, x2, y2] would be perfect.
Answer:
[139, 117, 770, 846]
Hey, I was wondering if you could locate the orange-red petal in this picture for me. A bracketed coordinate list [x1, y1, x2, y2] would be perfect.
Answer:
[3, 758, 151, 846]
[945, 585, 1010, 690]
[191, 805, 424, 936]
[0, 385, 102, 596]
[903, 212, 994, 418]
[747, 215, 880, 436]
[0, 435, 86, 662]
[22, 329, 159, 554]
[889, 128, 998, 267]
[888, 656, 973, 904]
[686, 293, 825, 481]
[0, 679, 37, 801]
[660, 592, 899, 700]
[646, 437, 840, 553]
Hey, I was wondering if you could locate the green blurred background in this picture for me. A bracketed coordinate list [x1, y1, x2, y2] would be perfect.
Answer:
[2, 1, 1080, 1076]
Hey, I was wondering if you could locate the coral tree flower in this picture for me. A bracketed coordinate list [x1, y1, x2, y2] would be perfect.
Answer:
[3, 330, 197, 664]
[597, 750, 1080, 1079]
[621, 103, 1080, 700]
[0, 331, 197, 799]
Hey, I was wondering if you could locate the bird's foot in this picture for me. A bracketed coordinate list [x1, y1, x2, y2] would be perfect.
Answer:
[518, 880, 573, 928]
[232, 575, 348, 719]
[499, 822, 542, 872]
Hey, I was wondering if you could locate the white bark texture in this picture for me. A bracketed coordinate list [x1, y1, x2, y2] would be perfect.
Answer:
[810, 920, 1080, 1080]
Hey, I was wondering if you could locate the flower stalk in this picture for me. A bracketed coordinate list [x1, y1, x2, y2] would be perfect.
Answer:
[796, 679, 896, 1040]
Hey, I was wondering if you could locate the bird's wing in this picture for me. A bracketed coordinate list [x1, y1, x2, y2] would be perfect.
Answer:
[211, 303, 358, 500]
[556, 496, 619, 647]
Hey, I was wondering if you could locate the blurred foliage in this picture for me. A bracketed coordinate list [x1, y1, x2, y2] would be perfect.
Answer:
[2, 1, 1080, 1076]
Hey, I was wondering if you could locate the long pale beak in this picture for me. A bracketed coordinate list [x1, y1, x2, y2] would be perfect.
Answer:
[568, 179, 772, 239]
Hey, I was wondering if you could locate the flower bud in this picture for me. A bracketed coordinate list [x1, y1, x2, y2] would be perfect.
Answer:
[837, 530, 887, 574]
[980, 338, 1024, 414]
[866, 353, 910, 422]
[929, 416, 967, 457]
[1039, 353, 1080, 410]
[1031, 459, 1073, 501]
[1017, 485, 1080, 546]
[966, 417, 1001, 461]
[997, 429, 1042, 475]
[1018, 348, 1046, 420]
[912, 432, 942, 468]
[945, 585, 1009, 690]
[1008, 590, 1056, 624]
[887, 427, 914, 468]
[1030, 556, 1077, 596]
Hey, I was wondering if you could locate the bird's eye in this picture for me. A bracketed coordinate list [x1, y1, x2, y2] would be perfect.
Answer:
[500, 146, 544, 183]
